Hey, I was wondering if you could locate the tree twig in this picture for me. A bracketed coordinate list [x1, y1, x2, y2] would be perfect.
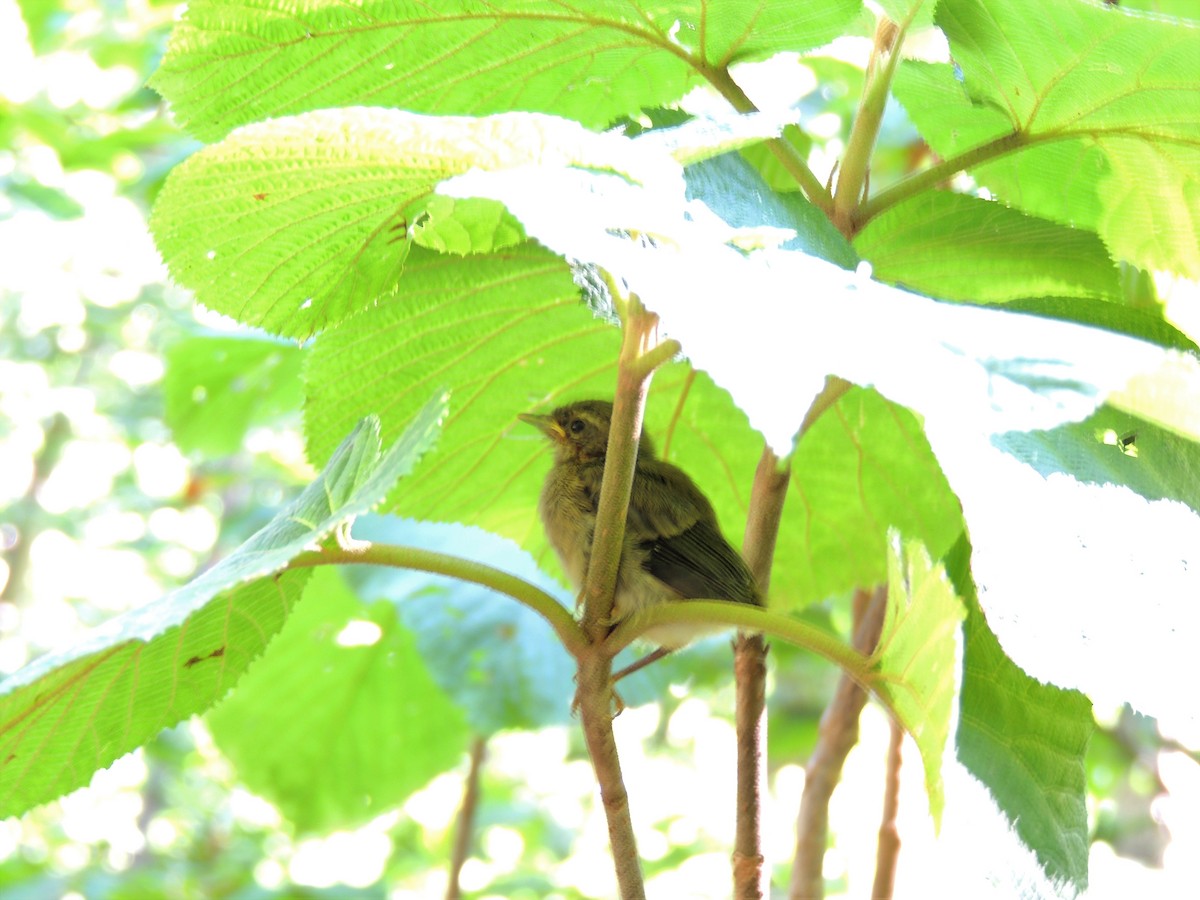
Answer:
[788, 586, 888, 900]
[446, 736, 488, 900]
[732, 447, 791, 899]
[872, 719, 904, 900]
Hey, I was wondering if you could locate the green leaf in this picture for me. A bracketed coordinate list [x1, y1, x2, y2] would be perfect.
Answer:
[0, 398, 445, 818]
[854, 191, 1120, 303]
[207, 567, 470, 833]
[163, 335, 304, 455]
[151, 0, 861, 141]
[948, 538, 1093, 890]
[870, 535, 965, 824]
[785, 387, 963, 606]
[894, 0, 1200, 277]
[302, 244, 608, 534]
[149, 108, 672, 337]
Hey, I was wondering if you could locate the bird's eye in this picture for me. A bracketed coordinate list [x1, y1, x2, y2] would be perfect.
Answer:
[569, 419, 586, 434]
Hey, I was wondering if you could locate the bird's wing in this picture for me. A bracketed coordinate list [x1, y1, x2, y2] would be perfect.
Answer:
[629, 460, 759, 604]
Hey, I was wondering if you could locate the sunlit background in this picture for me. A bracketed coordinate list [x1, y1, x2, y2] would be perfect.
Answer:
[2, 0, 1199, 897]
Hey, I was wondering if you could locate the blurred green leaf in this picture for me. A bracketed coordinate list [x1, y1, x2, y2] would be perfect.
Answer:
[164, 335, 304, 455]
[948, 538, 1093, 890]
[0, 400, 444, 817]
[208, 567, 469, 832]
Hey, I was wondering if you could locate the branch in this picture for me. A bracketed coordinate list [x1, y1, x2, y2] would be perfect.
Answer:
[788, 586, 888, 900]
[871, 719, 904, 900]
[288, 542, 587, 657]
[853, 131, 1029, 227]
[575, 289, 673, 900]
[446, 736, 488, 900]
[732, 447, 791, 899]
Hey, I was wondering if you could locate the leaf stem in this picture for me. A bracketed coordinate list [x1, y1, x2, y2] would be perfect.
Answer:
[833, 18, 905, 234]
[288, 543, 587, 657]
[854, 130, 1029, 227]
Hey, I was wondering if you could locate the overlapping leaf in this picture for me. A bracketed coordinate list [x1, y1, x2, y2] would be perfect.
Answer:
[151, 0, 861, 142]
[892, 0, 1200, 277]
[0, 398, 445, 818]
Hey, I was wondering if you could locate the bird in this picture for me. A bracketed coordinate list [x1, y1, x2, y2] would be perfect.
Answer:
[519, 399, 760, 678]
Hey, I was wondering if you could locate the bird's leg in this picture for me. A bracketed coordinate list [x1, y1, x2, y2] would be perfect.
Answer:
[612, 646, 674, 682]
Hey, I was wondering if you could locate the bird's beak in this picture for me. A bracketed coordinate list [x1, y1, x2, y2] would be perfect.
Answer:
[518, 412, 565, 442]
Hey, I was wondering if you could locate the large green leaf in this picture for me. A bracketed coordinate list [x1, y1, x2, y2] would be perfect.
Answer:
[948, 539, 1093, 890]
[207, 567, 470, 833]
[149, 108, 674, 337]
[0, 398, 445, 818]
[892, 0, 1200, 277]
[869, 536, 965, 823]
[164, 335, 304, 455]
[854, 191, 1120, 303]
[151, 0, 862, 142]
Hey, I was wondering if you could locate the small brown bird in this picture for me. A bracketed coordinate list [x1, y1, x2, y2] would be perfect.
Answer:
[520, 400, 759, 674]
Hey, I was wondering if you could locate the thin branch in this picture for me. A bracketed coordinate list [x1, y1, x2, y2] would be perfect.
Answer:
[732, 447, 791, 899]
[872, 719, 904, 900]
[788, 586, 888, 900]
[446, 736, 488, 900]
[288, 543, 587, 657]
[574, 291, 672, 900]
[853, 130, 1029, 227]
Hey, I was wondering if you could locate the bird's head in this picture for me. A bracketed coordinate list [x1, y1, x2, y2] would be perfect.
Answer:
[519, 400, 656, 464]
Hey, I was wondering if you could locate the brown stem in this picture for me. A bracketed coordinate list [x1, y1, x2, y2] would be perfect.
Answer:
[574, 292, 671, 900]
[732, 447, 791, 899]
[788, 586, 887, 900]
[871, 719, 904, 900]
[446, 736, 488, 900]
